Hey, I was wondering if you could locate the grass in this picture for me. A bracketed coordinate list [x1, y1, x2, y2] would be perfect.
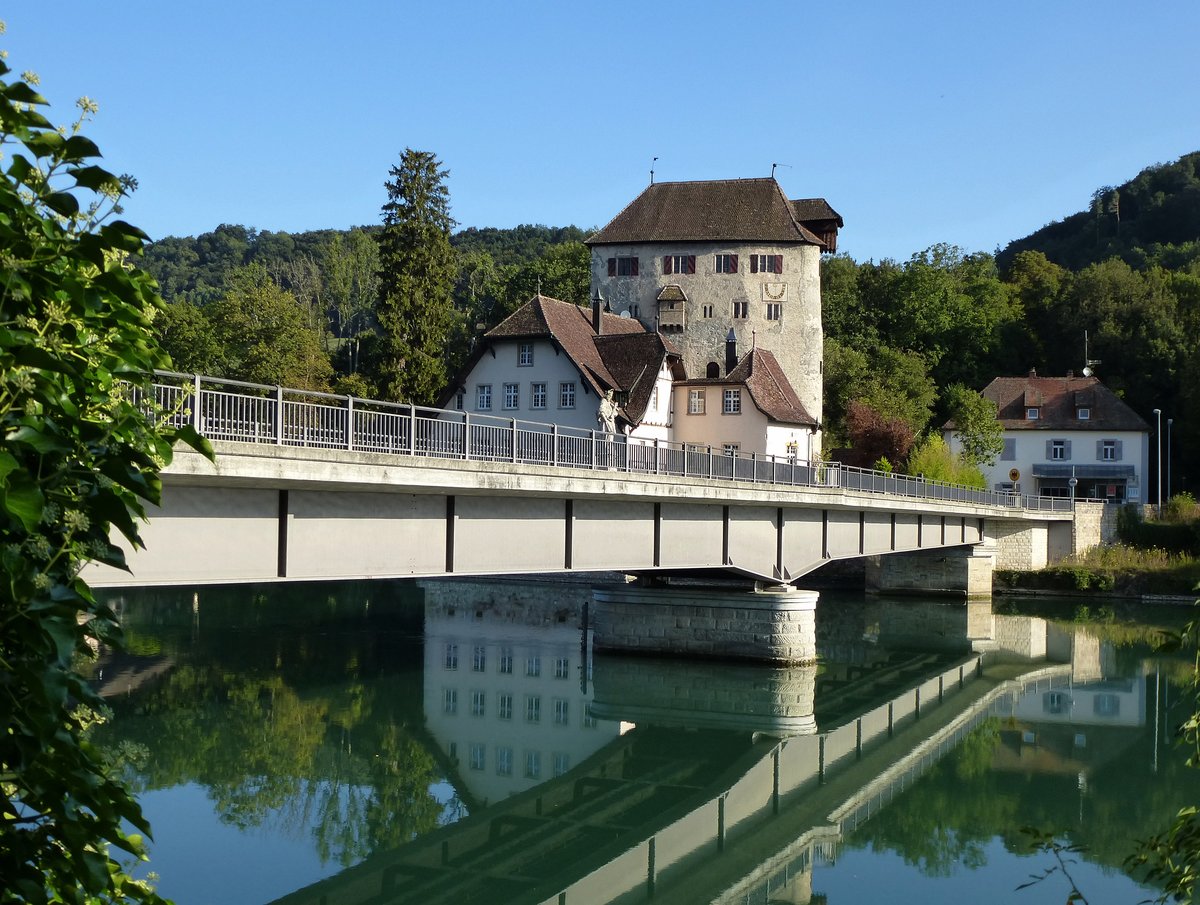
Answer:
[996, 544, 1200, 597]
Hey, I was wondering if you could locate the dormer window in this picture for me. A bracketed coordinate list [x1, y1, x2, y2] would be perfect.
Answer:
[518, 343, 533, 367]
[1026, 407, 1040, 420]
[1077, 407, 1090, 420]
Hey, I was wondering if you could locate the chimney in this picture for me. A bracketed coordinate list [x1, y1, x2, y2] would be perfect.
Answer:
[725, 328, 738, 375]
[592, 291, 603, 335]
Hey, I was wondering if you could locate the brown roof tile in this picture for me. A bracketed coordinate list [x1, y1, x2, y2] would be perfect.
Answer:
[789, 197, 843, 226]
[977, 376, 1150, 431]
[587, 178, 824, 246]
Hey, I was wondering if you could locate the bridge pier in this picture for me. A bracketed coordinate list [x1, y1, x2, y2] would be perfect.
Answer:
[592, 586, 818, 664]
[864, 542, 996, 599]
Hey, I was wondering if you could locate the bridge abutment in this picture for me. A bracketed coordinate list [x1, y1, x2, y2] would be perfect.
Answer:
[864, 543, 996, 599]
[592, 586, 818, 664]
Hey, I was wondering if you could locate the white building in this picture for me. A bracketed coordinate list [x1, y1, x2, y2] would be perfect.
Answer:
[945, 372, 1151, 501]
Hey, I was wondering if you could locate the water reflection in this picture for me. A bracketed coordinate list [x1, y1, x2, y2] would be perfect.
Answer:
[92, 582, 1196, 905]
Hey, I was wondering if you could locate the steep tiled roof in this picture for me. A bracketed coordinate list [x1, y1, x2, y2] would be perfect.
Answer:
[975, 375, 1150, 431]
[586, 178, 824, 246]
[789, 198, 843, 226]
[656, 284, 687, 302]
[678, 348, 817, 426]
[595, 333, 682, 423]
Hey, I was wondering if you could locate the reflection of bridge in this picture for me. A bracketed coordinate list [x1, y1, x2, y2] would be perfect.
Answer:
[269, 579, 1099, 905]
[88, 373, 1075, 597]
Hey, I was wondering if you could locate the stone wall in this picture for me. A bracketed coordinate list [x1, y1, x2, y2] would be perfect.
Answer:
[1072, 501, 1106, 554]
[864, 546, 995, 599]
[592, 587, 817, 664]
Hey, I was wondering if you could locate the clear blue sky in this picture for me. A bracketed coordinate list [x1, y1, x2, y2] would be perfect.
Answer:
[6, 2, 1197, 262]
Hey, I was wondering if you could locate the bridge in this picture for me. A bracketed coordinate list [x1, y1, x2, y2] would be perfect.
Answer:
[84, 373, 1083, 661]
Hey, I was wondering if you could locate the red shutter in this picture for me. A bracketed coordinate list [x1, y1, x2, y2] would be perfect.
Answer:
[663, 255, 672, 275]
[729, 254, 738, 274]
[631, 257, 639, 276]
[687, 255, 696, 274]
[750, 255, 758, 273]
[775, 254, 783, 273]
[607, 258, 616, 277]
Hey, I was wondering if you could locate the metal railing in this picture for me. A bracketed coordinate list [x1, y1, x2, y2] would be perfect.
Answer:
[143, 371, 1072, 514]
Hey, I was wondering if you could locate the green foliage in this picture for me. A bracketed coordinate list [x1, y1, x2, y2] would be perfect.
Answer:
[1116, 503, 1200, 555]
[904, 434, 987, 489]
[1163, 493, 1200, 524]
[0, 50, 209, 904]
[823, 338, 936, 446]
[942, 383, 1003, 466]
[373, 149, 459, 403]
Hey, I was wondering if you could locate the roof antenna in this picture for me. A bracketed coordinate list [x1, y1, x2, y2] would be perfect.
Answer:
[771, 162, 792, 179]
[752, 329, 757, 349]
[536, 275, 542, 297]
[650, 156, 658, 184]
[1083, 329, 1101, 377]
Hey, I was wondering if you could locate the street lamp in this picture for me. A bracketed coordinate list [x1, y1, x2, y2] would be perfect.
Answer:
[1153, 408, 1162, 516]
[1167, 418, 1174, 501]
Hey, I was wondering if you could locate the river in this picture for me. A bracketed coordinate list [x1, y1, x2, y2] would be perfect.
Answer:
[90, 578, 1198, 905]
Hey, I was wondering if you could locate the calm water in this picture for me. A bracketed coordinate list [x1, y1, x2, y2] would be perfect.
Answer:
[91, 579, 1198, 905]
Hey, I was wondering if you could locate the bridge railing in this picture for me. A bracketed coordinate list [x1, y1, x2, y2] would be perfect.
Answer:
[146, 372, 1072, 514]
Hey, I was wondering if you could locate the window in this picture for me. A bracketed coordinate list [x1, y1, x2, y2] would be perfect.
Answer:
[518, 343, 533, 367]
[1093, 693, 1121, 717]
[650, 386, 659, 411]
[1048, 439, 1071, 461]
[688, 389, 706, 415]
[715, 254, 738, 273]
[1043, 691, 1070, 715]
[455, 391, 464, 411]
[469, 743, 485, 771]
[559, 382, 576, 409]
[750, 254, 783, 273]
[629, 304, 640, 318]
[702, 304, 714, 318]
[525, 695, 541, 723]
[553, 698, 569, 725]
[1077, 407, 1090, 420]
[1100, 439, 1120, 461]
[1026, 407, 1039, 420]
[1001, 438, 1016, 461]
[526, 656, 541, 677]
[663, 254, 695, 275]
[499, 647, 513, 674]
[524, 750, 541, 778]
[472, 645, 486, 672]
[723, 389, 742, 414]
[583, 712, 597, 729]
[443, 688, 457, 714]
[723, 443, 740, 457]
[554, 657, 570, 679]
[731, 301, 749, 319]
[476, 384, 492, 411]
[503, 382, 519, 410]
[765, 303, 782, 321]
[531, 382, 547, 409]
[607, 256, 639, 276]
[553, 752, 570, 777]
[471, 690, 486, 717]
[444, 643, 458, 670]
[497, 692, 513, 720]
[496, 746, 513, 776]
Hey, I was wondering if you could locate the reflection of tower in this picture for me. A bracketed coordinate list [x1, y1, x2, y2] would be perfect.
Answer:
[419, 581, 623, 803]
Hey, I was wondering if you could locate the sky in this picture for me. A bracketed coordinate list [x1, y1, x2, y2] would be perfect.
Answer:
[5, 1, 1198, 262]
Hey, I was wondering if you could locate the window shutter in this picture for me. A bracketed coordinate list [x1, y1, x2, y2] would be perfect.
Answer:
[1115, 439, 1123, 461]
[607, 258, 616, 277]
[775, 254, 783, 273]
[729, 254, 738, 274]
[1045, 440, 1053, 459]
[1064, 440, 1072, 460]
[631, 257, 639, 276]
[750, 255, 758, 274]
[663, 255, 672, 275]
[687, 255, 696, 274]
[1096, 439, 1103, 459]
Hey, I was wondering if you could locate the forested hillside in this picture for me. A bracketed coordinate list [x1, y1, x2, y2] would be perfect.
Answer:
[141, 151, 1200, 494]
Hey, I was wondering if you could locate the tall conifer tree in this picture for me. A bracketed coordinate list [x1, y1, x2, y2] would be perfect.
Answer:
[374, 149, 458, 403]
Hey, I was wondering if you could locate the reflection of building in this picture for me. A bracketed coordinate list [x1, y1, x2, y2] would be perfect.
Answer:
[420, 581, 622, 804]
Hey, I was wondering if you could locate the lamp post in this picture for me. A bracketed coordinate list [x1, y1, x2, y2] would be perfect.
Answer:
[1167, 418, 1174, 502]
[1153, 408, 1162, 516]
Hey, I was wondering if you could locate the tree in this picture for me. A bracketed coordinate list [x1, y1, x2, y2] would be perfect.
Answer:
[0, 50, 208, 904]
[841, 401, 917, 469]
[942, 383, 1004, 466]
[373, 149, 458, 403]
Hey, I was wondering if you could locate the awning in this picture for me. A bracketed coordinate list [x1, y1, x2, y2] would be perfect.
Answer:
[1031, 464, 1135, 479]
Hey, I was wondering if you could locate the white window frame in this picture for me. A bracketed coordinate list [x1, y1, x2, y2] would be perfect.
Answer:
[503, 382, 519, 410]
[518, 343, 534, 367]
[476, 384, 492, 411]
[723, 389, 742, 414]
[553, 698, 569, 725]
[715, 254, 737, 273]
[525, 695, 541, 723]
[723, 443, 740, 457]
[765, 302, 782, 321]
[702, 304, 714, 318]
[1051, 440, 1066, 461]
[554, 657, 570, 679]
[497, 692, 513, 720]
[531, 382, 547, 409]
[1077, 407, 1090, 420]
[496, 746, 513, 776]
[1101, 440, 1117, 461]
[731, 301, 749, 319]
[1026, 407, 1039, 420]
[689, 389, 706, 415]
[559, 382, 576, 409]
[471, 690, 485, 717]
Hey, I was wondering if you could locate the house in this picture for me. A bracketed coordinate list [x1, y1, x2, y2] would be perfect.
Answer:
[439, 295, 683, 439]
[672, 330, 818, 461]
[586, 177, 840, 442]
[945, 372, 1151, 501]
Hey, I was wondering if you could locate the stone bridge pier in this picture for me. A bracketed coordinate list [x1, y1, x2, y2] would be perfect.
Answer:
[865, 502, 1104, 598]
